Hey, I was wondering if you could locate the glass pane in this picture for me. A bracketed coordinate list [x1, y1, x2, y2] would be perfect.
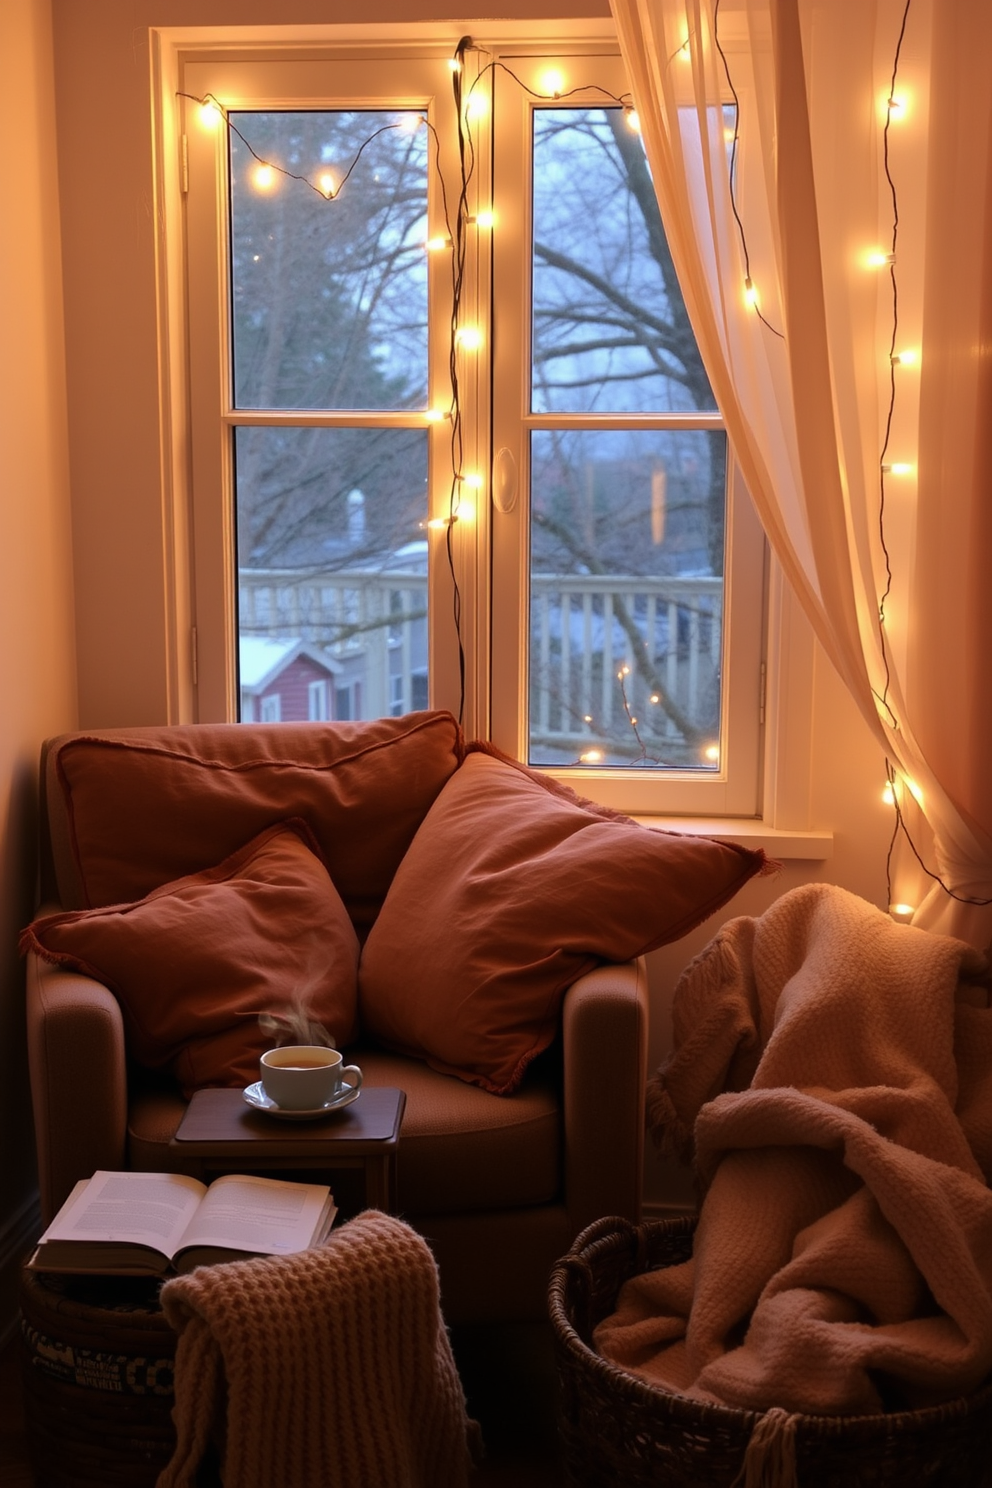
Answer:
[531, 109, 717, 415]
[529, 429, 726, 769]
[236, 427, 429, 723]
[230, 111, 428, 411]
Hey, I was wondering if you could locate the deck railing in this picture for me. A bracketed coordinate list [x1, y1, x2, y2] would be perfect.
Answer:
[239, 566, 722, 754]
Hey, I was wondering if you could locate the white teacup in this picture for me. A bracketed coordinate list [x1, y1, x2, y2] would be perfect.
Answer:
[259, 1045, 362, 1111]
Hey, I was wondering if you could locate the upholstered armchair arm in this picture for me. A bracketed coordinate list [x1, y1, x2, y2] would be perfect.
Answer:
[26, 932, 128, 1223]
[562, 956, 648, 1237]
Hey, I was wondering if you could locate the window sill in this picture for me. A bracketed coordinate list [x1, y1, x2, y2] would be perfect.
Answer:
[631, 816, 833, 861]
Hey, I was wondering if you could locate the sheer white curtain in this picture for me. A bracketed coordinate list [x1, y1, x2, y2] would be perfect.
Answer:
[611, 0, 992, 944]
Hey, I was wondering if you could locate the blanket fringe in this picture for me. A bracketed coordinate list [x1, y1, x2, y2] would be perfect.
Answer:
[645, 1075, 693, 1159]
[730, 1408, 799, 1488]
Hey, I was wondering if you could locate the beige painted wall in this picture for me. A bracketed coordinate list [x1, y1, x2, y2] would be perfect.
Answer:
[44, 1, 894, 1222]
[0, 0, 77, 1329]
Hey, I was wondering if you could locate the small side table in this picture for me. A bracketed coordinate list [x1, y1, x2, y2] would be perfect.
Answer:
[169, 1086, 405, 1212]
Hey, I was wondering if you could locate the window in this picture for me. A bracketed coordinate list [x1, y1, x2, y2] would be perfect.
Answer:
[260, 693, 281, 722]
[308, 679, 329, 721]
[182, 32, 765, 815]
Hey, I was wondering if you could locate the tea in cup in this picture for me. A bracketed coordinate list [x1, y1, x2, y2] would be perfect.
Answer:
[259, 1045, 362, 1110]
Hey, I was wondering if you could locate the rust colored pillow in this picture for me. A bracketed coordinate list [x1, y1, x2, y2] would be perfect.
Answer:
[46, 711, 464, 936]
[358, 751, 771, 1094]
[20, 821, 360, 1095]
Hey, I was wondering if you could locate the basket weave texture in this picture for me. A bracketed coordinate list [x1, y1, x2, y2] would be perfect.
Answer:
[549, 1216, 992, 1488]
[19, 1268, 179, 1488]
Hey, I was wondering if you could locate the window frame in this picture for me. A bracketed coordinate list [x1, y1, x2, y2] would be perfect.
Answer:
[175, 26, 768, 820]
[486, 50, 766, 814]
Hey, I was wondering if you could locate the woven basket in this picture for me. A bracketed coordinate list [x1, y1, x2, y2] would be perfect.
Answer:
[19, 1268, 179, 1488]
[549, 1216, 992, 1488]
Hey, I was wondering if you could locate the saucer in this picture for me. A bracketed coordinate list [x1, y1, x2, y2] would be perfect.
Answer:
[242, 1080, 362, 1121]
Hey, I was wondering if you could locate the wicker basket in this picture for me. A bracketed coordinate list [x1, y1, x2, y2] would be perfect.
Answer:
[549, 1216, 992, 1488]
[19, 1268, 180, 1488]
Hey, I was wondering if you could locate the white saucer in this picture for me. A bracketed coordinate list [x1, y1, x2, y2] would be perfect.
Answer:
[242, 1080, 362, 1121]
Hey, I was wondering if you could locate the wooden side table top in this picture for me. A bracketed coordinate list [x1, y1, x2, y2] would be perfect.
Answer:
[170, 1086, 405, 1157]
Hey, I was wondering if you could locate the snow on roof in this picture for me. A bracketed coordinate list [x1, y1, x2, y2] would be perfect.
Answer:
[239, 636, 299, 689]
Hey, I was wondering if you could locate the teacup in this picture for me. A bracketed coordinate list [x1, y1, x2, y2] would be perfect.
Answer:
[259, 1045, 362, 1111]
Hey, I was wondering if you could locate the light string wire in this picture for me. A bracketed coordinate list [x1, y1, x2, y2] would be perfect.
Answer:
[711, 2, 784, 339]
[875, 3, 989, 909]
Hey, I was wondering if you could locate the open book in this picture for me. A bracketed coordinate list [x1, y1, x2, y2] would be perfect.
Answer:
[29, 1170, 337, 1276]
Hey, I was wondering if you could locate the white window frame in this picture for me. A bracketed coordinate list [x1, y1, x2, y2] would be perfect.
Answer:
[308, 678, 329, 721]
[486, 49, 765, 815]
[158, 21, 805, 829]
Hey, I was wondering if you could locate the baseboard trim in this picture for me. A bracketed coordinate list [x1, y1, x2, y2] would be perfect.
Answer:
[0, 1188, 41, 1347]
[641, 1199, 696, 1221]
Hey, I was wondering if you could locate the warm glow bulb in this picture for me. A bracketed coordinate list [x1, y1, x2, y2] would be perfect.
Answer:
[455, 326, 483, 351]
[704, 744, 720, 762]
[460, 472, 484, 489]
[649, 693, 660, 704]
[882, 783, 895, 805]
[425, 235, 451, 252]
[626, 110, 641, 133]
[448, 57, 462, 73]
[199, 99, 222, 130]
[253, 163, 276, 192]
[424, 408, 447, 423]
[678, 39, 692, 61]
[866, 249, 896, 268]
[398, 113, 424, 134]
[318, 171, 336, 198]
[891, 348, 918, 367]
[427, 516, 449, 530]
[882, 462, 914, 476]
[580, 749, 603, 764]
[472, 210, 496, 230]
[744, 277, 759, 308]
[890, 902, 915, 921]
[465, 91, 489, 121]
[540, 68, 565, 97]
[583, 714, 593, 723]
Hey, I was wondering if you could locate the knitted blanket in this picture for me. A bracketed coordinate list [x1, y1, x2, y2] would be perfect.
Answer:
[155, 1210, 477, 1488]
[595, 884, 992, 1419]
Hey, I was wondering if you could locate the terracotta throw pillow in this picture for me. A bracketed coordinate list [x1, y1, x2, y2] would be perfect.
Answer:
[46, 711, 464, 936]
[20, 821, 360, 1095]
[358, 751, 771, 1095]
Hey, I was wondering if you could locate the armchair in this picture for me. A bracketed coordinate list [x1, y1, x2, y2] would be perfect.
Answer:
[25, 713, 652, 1324]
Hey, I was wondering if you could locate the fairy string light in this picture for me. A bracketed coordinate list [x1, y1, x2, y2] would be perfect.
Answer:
[711, 4, 784, 339]
[708, 4, 987, 912]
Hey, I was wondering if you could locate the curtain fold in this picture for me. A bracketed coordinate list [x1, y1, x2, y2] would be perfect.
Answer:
[611, 0, 992, 944]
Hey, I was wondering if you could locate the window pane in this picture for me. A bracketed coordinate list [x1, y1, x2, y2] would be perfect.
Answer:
[230, 111, 428, 411]
[236, 427, 428, 723]
[529, 429, 726, 768]
[531, 108, 717, 415]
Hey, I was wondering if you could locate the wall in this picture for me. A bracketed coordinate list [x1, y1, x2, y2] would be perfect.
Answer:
[45, 0, 894, 1222]
[0, 0, 78, 1333]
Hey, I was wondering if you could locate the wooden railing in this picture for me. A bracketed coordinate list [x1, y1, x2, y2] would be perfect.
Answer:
[239, 567, 722, 751]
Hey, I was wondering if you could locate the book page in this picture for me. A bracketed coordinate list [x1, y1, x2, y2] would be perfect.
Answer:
[176, 1173, 330, 1257]
[40, 1170, 207, 1258]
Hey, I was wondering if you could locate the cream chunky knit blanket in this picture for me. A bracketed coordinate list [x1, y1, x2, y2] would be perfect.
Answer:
[156, 1210, 476, 1488]
[596, 884, 992, 1419]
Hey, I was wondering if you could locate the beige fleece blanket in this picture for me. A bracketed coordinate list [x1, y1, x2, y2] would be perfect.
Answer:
[155, 1210, 477, 1488]
[595, 884, 992, 1416]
